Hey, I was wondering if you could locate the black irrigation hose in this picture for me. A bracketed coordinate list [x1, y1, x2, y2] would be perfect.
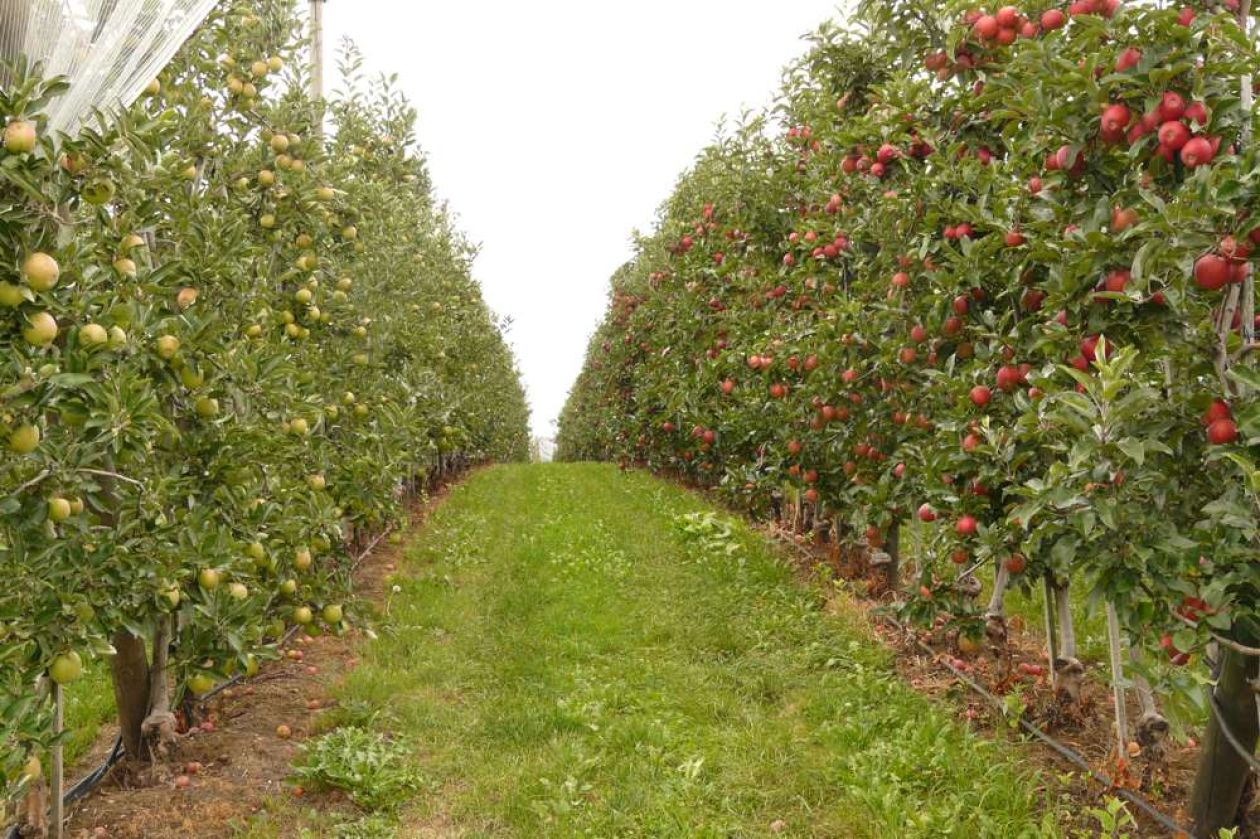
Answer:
[2, 735, 124, 839]
[891, 616, 1193, 838]
[1, 512, 405, 837]
[771, 531, 1194, 838]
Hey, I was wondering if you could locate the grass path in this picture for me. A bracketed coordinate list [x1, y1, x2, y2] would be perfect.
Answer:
[270, 463, 1068, 837]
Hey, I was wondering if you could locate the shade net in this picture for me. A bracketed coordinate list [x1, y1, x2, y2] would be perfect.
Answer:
[0, 0, 220, 135]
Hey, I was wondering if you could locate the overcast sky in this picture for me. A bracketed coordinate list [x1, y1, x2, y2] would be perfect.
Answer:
[323, 1, 846, 437]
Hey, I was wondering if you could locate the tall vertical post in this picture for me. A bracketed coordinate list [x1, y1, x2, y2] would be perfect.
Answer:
[51, 683, 64, 839]
[309, 0, 324, 102]
[1105, 601, 1129, 758]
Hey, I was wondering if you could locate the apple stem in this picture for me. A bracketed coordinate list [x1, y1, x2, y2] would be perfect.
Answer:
[1105, 601, 1130, 757]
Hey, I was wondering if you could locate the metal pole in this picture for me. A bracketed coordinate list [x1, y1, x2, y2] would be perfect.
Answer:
[51, 683, 63, 839]
[1105, 601, 1129, 758]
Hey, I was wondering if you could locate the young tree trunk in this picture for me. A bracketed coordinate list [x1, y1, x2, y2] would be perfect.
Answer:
[1130, 645, 1168, 750]
[1191, 646, 1260, 837]
[1052, 581, 1084, 704]
[870, 520, 900, 593]
[109, 630, 151, 759]
[141, 615, 177, 761]
[984, 560, 1010, 645]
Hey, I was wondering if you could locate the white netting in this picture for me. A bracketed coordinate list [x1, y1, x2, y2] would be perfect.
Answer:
[0, 0, 220, 136]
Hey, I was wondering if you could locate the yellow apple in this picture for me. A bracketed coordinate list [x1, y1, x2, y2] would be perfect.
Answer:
[23, 311, 58, 345]
[4, 120, 37, 153]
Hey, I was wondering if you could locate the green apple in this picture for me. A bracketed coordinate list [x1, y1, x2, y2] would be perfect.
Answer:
[197, 567, 221, 590]
[194, 396, 220, 418]
[156, 334, 180, 359]
[22, 252, 59, 291]
[0, 281, 23, 307]
[23, 311, 57, 346]
[9, 424, 40, 454]
[48, 651, 83, 685]
[79, 323, 108, 347]
[47, 497, 71, 522]
[187, 673, 214, 696]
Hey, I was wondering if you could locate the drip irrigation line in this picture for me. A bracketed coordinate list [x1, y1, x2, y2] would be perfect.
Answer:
[1, 509, 405, 839]
[770, 531, 1193, 838]
[890, 614, 1192, 837]
[2, 736, 124, 839]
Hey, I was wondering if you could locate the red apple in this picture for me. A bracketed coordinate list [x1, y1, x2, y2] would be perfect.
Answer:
[956, 515, 979, 537]
[1180, 136, 1214, 168]
[1115, 47, 1141, 72]
[1194, 254, 1231, 291]
[1157, 120, 1190, 151]
[1208, 418, 1239, 445]
[1101, 103, 1131, 133]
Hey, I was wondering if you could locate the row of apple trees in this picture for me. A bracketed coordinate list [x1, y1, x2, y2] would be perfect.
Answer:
[558, 0, 1260, 832]
[1, 0, 528, 812]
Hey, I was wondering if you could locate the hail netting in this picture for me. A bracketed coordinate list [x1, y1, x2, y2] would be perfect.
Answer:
[0, 0, 219, 135]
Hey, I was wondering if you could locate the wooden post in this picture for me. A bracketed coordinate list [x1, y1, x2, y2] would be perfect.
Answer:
[1191, 647, 1260, 835]
[51, 682, 63, 839]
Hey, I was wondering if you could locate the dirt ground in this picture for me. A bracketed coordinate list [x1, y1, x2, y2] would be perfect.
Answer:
[58, 476, 462, 839]
[768, 523, 1236, 839]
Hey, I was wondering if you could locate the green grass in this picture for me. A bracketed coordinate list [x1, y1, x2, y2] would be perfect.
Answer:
[63, 660, 115, 766]
[256, 463, 1073, 837]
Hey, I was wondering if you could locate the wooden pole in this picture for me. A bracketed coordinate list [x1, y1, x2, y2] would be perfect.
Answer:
[1191, 647, 1260, 836]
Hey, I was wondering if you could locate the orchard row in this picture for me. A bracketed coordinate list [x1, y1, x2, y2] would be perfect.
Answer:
[1, 0, 527, 810]
[559, 0, 1260, 832]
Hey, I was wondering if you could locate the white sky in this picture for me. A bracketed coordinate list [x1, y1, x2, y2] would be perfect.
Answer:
[323, 1, 847, 437]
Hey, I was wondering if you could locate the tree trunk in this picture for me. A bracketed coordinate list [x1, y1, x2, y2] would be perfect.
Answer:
[141, 616, 177, 761]
[109, 630, 151, 759]
[875, 520, 900, 592]
[1191, 646, 1260, 837]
